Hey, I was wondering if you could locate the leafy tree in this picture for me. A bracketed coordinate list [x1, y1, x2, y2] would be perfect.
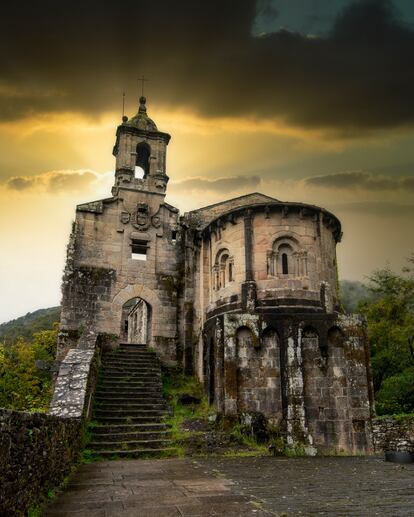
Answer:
[0, 328, 57, 411]
[359, 256, 414, 415]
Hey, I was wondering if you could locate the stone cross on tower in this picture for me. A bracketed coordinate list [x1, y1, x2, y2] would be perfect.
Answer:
[137, 75, 149, 97]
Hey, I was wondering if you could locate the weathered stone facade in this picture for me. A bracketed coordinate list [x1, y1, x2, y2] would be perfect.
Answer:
[0, 409, 83, 515]
[56, 97, 374, 454]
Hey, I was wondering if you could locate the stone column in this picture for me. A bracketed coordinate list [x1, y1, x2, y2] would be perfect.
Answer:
[285, 324, 317, 454]
[243, 209, 253, 281]
[242, 209, 257, 312]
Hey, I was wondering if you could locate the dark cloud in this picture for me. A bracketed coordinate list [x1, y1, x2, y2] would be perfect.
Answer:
[305, 171, 414, 190]
[171, 175, 261, 193]
[4, 170, 104, 193]
[256, 0, 280, 23]
[1, 1, 414, 133]
[6, 177, 35, 190]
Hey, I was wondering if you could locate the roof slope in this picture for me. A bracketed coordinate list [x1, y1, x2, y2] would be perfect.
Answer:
[185, 192, 280, 227]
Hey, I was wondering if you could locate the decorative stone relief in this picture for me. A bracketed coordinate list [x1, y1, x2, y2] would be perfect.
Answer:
[132, 203, 151, 231]
[151, 208, 162, 228]
[120, 211, 130, 224]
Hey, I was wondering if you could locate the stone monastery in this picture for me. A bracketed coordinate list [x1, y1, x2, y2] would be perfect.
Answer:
[54, 96, 374, 454]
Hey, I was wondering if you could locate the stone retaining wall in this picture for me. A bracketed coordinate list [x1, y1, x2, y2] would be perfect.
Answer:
[0, 409, 83, 516]
[0, 332, 102, 515]
[372, 416, 414, 452]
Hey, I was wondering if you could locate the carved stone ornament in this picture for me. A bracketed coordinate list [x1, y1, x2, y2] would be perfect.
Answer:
[151, 208, 162, 228]
[152, 215, 161, 228]
[131, 203, 151, 231]
[120, 211, 130, 224]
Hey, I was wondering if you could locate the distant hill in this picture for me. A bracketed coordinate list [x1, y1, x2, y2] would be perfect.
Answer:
[0, 307, 61, 345]
[339, 280, 372, 313]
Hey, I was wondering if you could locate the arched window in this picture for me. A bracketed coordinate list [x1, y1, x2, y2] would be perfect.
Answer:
[327, 327, 344, 348]
[213, 249, 234, 290]
[229, 261, 233, 282]
[236, 326, 254, 348]
[282, 252, 289, 274]
[135, 142, 150, 178]
[267, 237, 308, 278]
[220, 252, 229, 288]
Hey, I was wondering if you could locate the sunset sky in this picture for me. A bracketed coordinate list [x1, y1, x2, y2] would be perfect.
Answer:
[1, 0, 414, 323]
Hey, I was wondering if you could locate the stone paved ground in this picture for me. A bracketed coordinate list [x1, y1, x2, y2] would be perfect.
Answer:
[44, 457, 414, 517]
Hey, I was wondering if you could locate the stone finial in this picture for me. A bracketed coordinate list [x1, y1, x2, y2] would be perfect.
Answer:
[139, 96, 147, 114]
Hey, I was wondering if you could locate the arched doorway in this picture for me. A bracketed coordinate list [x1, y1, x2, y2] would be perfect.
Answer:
[120, 297, 151, 344]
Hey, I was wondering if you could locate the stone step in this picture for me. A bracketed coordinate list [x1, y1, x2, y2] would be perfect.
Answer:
[103, 358, 159, 365]
[102, 363, 160, 369]
[99, 377, 161, 384]
[104, 354, 159, 360]
[106, 356, 151, 361]
[119, 343, 148, 350]
[95, 394, 164, 403]
[95, 388, 163, 396]
[89, 342, 171, 461]
[100, 372, 161, 379]
[96, 381, 162, 388]
[95, 382, 162, 395]
[91, 430, 171, 442]
[104, 347, 157, 357]
[98, 375, 161, 388]
[102, 362, 160, 368]
[95, 408, 168, 418]
[97, 382, 162, 389]
[89, 438, 173, 451]
[101, 366, 161, 374]
[107, 349, 155, 353]
[92, 423, 169, 434]
[95, 402, 167, 410]
[94, 415, 167, 424]
[88, 447, 177, 458]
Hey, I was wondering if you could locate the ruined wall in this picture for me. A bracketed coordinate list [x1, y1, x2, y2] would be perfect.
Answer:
[0, 410, 82, 516]
[372, 416, 414, 452]
[201, 310, 372, 455]
[59, 191, 181, 362]
[301, 315, 373, 454]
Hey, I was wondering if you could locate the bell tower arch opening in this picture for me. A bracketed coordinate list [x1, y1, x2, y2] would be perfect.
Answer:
[120, 297, 152, 344]
[135, 141, 151, 179]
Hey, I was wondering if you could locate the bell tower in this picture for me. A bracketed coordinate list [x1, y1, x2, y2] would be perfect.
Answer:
[112, 96, 171, 196]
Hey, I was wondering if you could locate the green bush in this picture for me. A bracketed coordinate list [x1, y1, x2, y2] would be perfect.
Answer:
[375, 367, 414, 415]
[358, 255, 414, 415]
[0, 328, 57, 411]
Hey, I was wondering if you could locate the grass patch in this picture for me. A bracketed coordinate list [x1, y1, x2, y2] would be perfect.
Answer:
[162, 366, 213, 437]
[161, 367, 271, 457]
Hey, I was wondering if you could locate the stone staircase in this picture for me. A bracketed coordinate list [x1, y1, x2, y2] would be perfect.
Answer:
[87, 343, 175, 458]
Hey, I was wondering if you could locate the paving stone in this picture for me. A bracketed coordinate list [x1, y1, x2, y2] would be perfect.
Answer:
[43, 457, 414, 516]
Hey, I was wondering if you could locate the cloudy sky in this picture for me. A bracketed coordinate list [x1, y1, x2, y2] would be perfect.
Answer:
[1, 0, 414, 322]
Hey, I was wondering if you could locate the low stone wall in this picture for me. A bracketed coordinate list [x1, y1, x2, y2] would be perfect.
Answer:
[50, 330, 101, 418]
[372, 416, 414, 452]
[0, 331, 102, 515]
[0, 409, 83, 516]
